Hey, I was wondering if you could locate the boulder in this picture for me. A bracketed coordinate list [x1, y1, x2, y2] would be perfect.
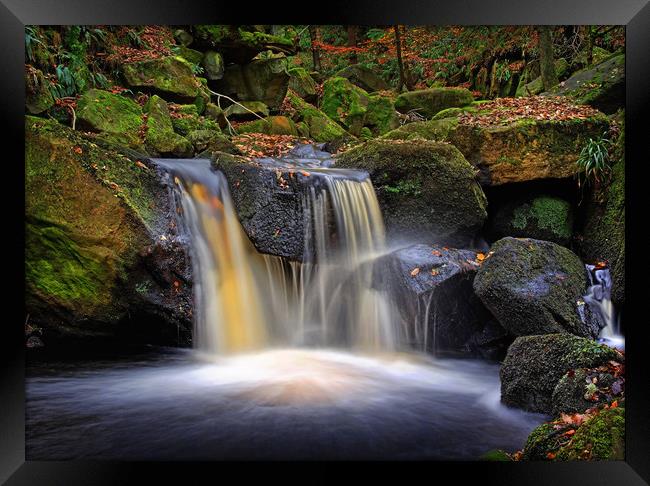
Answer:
[236, 116, 298, 136]
[201, 51, 224, 80]
[364, 94, 401, 135]
[335, 139, 487, 247]
[214, 57, 290, 110]
[25, 116, 193, 348]
[76, 89, 144, 149]
[545, 54, 625, 114]
[382, 113, 609, 186]
[144, 95, 193, 157]
[25, 67, 54, 114]
[283, 90, 351, 142]
[474, 237, 602, 338]
[500, 333, 621, 413]
[288, 67, 317, 103]
[211, 151, 329, 261]
[170, 104, 221, 136]
[173, 29, 193, 47]
[224, 101, 269, 120]
[515, 58, 570, 97]
[320, 77, 370, 136]
[122, 56, 202, 100]
[371, 244, 509, 359]
[173, 46, 203, 66]
[394, 87, 474, 118]
[335, 64, 389, 93]
[187, 129, 239, 154]
[551, 367, 623, 416]
[488, 195, 574, 246]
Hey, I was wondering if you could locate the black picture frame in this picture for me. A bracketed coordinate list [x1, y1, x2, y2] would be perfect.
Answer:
[2, 1, 648, 483]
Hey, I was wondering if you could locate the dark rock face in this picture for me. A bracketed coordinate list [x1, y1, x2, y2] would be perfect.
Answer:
[371, 244, 510, 359]
[214, 58, 290, 110]
[545, 54, 625, 114]
[500, 333, 621, 413]
[474, 237, 603, 338]
[335, 64, 390, 93]
[211, 151, 333, 261]
[394, 87, 474, 118]
[335, 139, 487, 247]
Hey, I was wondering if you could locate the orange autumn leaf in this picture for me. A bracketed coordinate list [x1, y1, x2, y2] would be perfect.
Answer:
[431, 249, 442, 256]
[546, 452, 556, 460]
[430, 269, 439, 276]
[410, 268, 420, 277]
[476, 253, 485, 261]
[610, 400, 618, 409]
[74, 146, 83, 154]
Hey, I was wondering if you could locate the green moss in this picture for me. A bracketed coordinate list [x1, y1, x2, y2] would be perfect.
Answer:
[556, 407, 625, 460]
[284, 89, 348, 142]
[394, 87, 474, 118]
[122, 56, 200, 99]
[76, 89, 144, 149]
[236, 116, 297, 136]
[320, 76, 369, 135]
[480, 449, 512, 461]
[288, 67, 317, 100]
[364, 95, 400, 135]
[144, 95, 193, 156]
[510, 197, 572, 241]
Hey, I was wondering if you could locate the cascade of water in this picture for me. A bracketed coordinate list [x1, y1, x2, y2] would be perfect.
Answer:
[154, 151, 397, 355]
[584, 264, 624, 350]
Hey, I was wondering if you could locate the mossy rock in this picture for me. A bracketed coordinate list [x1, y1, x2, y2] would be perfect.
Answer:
[76, 89, 144, 150]
[489, 195, 574, 246]
[579, 113, 624, 305]
[201, 50, 224, 80]
[474, 237, 602, 338]
[480, 449, 513, 461]
[236, 115, 298, 136]
[335, 139, 487, 246]
[334, 64, 389, 93]
[187, 129, 239, 154]
[171, 105, 221, 136]
[364, 94, 400, 135]
[214, 57, 290, 110]
[382, 113, 610, 186]
[25, 67, 54, 115]
[523, 406, 624, 460]
[144, 95, 193, 157]
[288, 67, 317, 103]
[122, 56, 201, 100]
[516, 59, 570, 97]
[546, 54, 625, 114]
[173, 29, 193, 47]
[172, 46, 203, 66]
[394, 87, 474, 119]
[283, 90, 350, 142]
[224, 101, 270, 120]
[320, 76, 370, 136]
[500, 333, 621, 413]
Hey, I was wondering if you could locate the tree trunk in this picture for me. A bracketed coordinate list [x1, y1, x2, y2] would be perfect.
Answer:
[347, 25, 359, 64]
[538, 26, 559, 91]
[394, 25, 409, 92]
[585, 26, 594, 66]
[309, 25, 322, 72]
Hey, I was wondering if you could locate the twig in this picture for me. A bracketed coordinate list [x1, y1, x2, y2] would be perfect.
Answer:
[207, 89, 267, 137]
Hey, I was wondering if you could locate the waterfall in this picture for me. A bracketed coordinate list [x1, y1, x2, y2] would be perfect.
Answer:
[584, 264, 624, 350]
[154, 154, 396, 355]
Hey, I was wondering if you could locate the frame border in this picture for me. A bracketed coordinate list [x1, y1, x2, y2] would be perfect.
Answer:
[3, 1, 648, 483]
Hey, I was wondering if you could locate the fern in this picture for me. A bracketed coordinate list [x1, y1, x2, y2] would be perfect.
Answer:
[576, 134, 613, 186]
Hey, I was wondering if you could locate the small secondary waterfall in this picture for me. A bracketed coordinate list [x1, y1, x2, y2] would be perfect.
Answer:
[584, 264, 624, 350]
[155, 154, 396, 354]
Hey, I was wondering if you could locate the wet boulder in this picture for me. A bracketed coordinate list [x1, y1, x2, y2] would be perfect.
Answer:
[211, 150, 329, 261]
[488, 195, 574, 246]
[76, 89, 144, 150]
[25, 116, 193, 348]
[371, 244, 509, 359]
[214, 57, 290, 110]
[382, 111, 609, 186]
[122, 56, 203, 101]
[500, 333, 621, 413]
[335, 139, 487, 247]
[473, 237, 603, 338]
[545, 54, 625, 114]
[394, 87, 473, 119]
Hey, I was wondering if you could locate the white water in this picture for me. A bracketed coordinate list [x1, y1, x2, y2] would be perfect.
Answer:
[584, 264, 624, 350]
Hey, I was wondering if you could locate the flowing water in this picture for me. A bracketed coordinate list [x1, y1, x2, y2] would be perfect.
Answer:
[584, 264, 625, 350]
[26, 144, 547, 460]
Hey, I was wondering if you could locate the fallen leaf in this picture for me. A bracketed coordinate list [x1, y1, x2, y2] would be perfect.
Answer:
[410, 268, 420, 277]
[431, 249, 442, 256]
[476, 253, 485, 261]
[73, 146, 83, 154]
[430, 269, 439, 276]
[546, 452, 556, 460]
